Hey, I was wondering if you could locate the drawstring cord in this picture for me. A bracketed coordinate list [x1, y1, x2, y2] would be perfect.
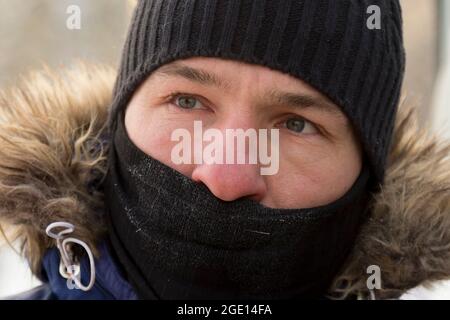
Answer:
[45, 222, 96, 291]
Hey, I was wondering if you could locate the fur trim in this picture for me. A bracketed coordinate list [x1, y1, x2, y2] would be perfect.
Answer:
[330, 102, 450, 299]
[0, 63, 113, 273]
[0, 63, 449, 298]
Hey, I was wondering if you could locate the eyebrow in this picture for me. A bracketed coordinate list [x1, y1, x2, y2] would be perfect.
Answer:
[154, 63, 232, 91]
[263, 89, 349, 124]
[154, 63, 349, 126]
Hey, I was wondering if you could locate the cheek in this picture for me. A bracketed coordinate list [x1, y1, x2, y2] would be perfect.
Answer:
[124, 103, 196, 176]
[265, 140, 362, 208]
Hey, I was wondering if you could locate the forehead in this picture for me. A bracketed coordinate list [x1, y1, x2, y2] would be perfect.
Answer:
[152, 57, 316, 92]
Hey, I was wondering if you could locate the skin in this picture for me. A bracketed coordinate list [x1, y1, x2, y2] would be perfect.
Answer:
[124, 57, 363, 209]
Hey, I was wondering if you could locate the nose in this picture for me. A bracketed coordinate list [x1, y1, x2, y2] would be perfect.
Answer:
[192, 163, 267, 202]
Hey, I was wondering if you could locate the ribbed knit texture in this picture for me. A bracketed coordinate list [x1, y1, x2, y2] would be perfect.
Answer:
[110, 0, 406, 190]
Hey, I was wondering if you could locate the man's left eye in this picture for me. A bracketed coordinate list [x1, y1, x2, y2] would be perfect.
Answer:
[285, 117, 318, 134]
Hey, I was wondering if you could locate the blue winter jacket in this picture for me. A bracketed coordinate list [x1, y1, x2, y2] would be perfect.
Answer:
[6, 241, 138, 300]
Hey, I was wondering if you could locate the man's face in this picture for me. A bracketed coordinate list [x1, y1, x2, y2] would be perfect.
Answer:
[124, 57, 363, 209]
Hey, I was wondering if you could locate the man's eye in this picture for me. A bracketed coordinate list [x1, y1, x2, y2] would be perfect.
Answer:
[285, 117, 318, 134]
[174, 95, 203, 109]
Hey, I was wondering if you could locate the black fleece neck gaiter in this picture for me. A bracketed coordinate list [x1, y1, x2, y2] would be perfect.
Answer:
[105, 114, 372, 300]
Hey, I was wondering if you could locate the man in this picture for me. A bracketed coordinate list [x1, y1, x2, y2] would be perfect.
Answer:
[1, 0, 450, 300]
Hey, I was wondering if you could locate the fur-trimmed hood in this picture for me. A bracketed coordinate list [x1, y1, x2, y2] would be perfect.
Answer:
[1, 63, 449, 300]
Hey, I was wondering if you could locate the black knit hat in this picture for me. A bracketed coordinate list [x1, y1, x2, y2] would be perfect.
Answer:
[110, 0, 406, 191]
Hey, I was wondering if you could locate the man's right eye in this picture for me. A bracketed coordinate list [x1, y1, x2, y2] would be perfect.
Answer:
[177, 96, 198, 109]
[170, 94, 205, 110]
